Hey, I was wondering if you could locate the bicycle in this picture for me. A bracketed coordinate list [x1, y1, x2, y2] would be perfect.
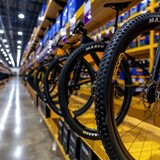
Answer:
[95, 9, 160, 159]
[34, 55, 54, 101]
[43, 22, 96, 116]
[27, 67, 36, 90]
[58, 2, 135, 139]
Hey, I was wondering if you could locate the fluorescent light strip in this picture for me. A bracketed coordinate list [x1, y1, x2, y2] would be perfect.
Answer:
[18, 31, 23, 35]
[17, 53, 21, 67]
[9, 54, 15, 67]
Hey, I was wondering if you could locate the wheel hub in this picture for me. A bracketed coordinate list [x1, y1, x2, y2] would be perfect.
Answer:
[142, 81, 160, 112]
[146, 82, 156, 104]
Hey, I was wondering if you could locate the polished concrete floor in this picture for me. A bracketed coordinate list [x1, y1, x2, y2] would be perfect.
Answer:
[0, 77, 64, 160]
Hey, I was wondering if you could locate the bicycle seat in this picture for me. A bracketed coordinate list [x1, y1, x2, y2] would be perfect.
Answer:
[104, 1, 131, 11]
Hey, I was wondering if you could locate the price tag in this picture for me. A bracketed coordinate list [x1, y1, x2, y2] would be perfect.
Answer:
[141, 10, 147, 14]
[93, 35, 97, 41]
[61, 27, 66, 36]
[55, 34, 60, 43]
[98, 33, 102, 40]
[106, 29, 109, 36]
[112, 27, 115, 33]
[84, 0, 92, 24]
[70, 15, 76, 35]
[61, 27, 67, 42]
[120, 22, 124, 27]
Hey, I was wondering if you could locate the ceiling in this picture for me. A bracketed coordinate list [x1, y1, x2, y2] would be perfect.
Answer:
[0, 0, 47, 67]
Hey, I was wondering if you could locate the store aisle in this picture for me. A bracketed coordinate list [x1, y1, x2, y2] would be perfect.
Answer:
[0, 77, 64, 160]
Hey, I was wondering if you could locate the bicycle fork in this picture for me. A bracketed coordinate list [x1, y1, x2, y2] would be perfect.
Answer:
[145, 36, 160, 105]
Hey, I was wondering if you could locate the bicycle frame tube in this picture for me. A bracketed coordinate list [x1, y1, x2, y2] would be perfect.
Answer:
[150, 38, 160, 81]
[73, 59, 83, 83]
[81, 33, 101, 66]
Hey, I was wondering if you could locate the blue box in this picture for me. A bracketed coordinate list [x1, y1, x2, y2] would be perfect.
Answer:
[118, 15, 124, 23]
[139, 35, 149, 46]
[49, 24, 56, 39]
[123, 10, 130, 20]
[37, 4, 46, 26]
[56, 13, 62, 33]
[62, 5, 69, 27]
[43, 30, 50, 45]
[41, 4, 47, 16]
[131, 68, 138, 81]
[129, 39, 137, 48]
[140, 0, 151, 10]
[68, 0, 84, 19]
[48, 28, 52, 40]
[119, 71, 124, 80]
[106, 21, 113, 29]
[131, 4, 141, 15]
[36, 41, 43, 55]
[154, 32, 159, 43]
[41, 38, 45, 47]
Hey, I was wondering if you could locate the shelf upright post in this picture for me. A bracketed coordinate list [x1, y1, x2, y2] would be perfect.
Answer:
[149, 0, 155, 72]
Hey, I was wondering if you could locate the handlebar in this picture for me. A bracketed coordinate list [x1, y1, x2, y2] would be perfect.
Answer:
[73, 20, 86, 34]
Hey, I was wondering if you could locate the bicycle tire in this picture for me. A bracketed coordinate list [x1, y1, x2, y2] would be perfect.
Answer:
[44, 56, 67, 116]
[34, 62, 50, 101]
[27, 69, 36, 90]
[95, 13, 160, 159]
[58, 42, 132, 139]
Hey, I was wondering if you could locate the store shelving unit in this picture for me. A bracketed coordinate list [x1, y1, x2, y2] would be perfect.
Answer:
[22, 0, 142, 70]
[26, 83, 109, 160]
[23, 0, 160, 160]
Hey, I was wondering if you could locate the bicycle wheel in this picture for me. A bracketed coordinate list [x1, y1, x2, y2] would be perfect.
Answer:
[95, 13, 160, 159]
[44, 56, 67, 116]
[27, 68, 36, 90]
[58, 42, 132, 139]
[34, 62, 50, 101]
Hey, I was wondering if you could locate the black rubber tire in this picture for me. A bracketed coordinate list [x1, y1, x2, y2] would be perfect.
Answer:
[34, 62, 50, 101]
[58, 42, 132, 139]
[44, 56, 67, 116]
[95, 13, 160, 160]
[27, 69, 36, 90]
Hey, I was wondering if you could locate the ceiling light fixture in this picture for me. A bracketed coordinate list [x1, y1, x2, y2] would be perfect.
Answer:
[5, 45, 9, 48]
[17, 50, 21, 54]
[6, 49, 10, 52]
[8, 61, 11, 65]
[17, 40, 22, 44]
[38, 16, 44, 22]
[18, 13, 25, 19]
[6, 57, 9, 61]
[3, 39, 7, 43]
[0, 30, 4, 34]
[18, 31, 23, 35]
[17, 52, 21, 67]
[4, 54, 7, 57]
[17, 46, 21, 49]
[1, 48, 4, 52]
[8, 54, 15, 67]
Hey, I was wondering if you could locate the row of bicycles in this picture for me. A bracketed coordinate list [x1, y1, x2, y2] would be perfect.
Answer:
[0, 62, 14, 81]
[24, 2, 160, 159]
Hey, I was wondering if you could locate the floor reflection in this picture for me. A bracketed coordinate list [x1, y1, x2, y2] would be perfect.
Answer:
[15, 81, 21, 135]
[0, 77, 64, 160]
[0, 83, 14, 131]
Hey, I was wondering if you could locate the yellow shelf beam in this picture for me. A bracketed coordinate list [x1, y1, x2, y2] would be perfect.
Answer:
[126, 45, 150, 54]
[39, 109, 70, 160]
